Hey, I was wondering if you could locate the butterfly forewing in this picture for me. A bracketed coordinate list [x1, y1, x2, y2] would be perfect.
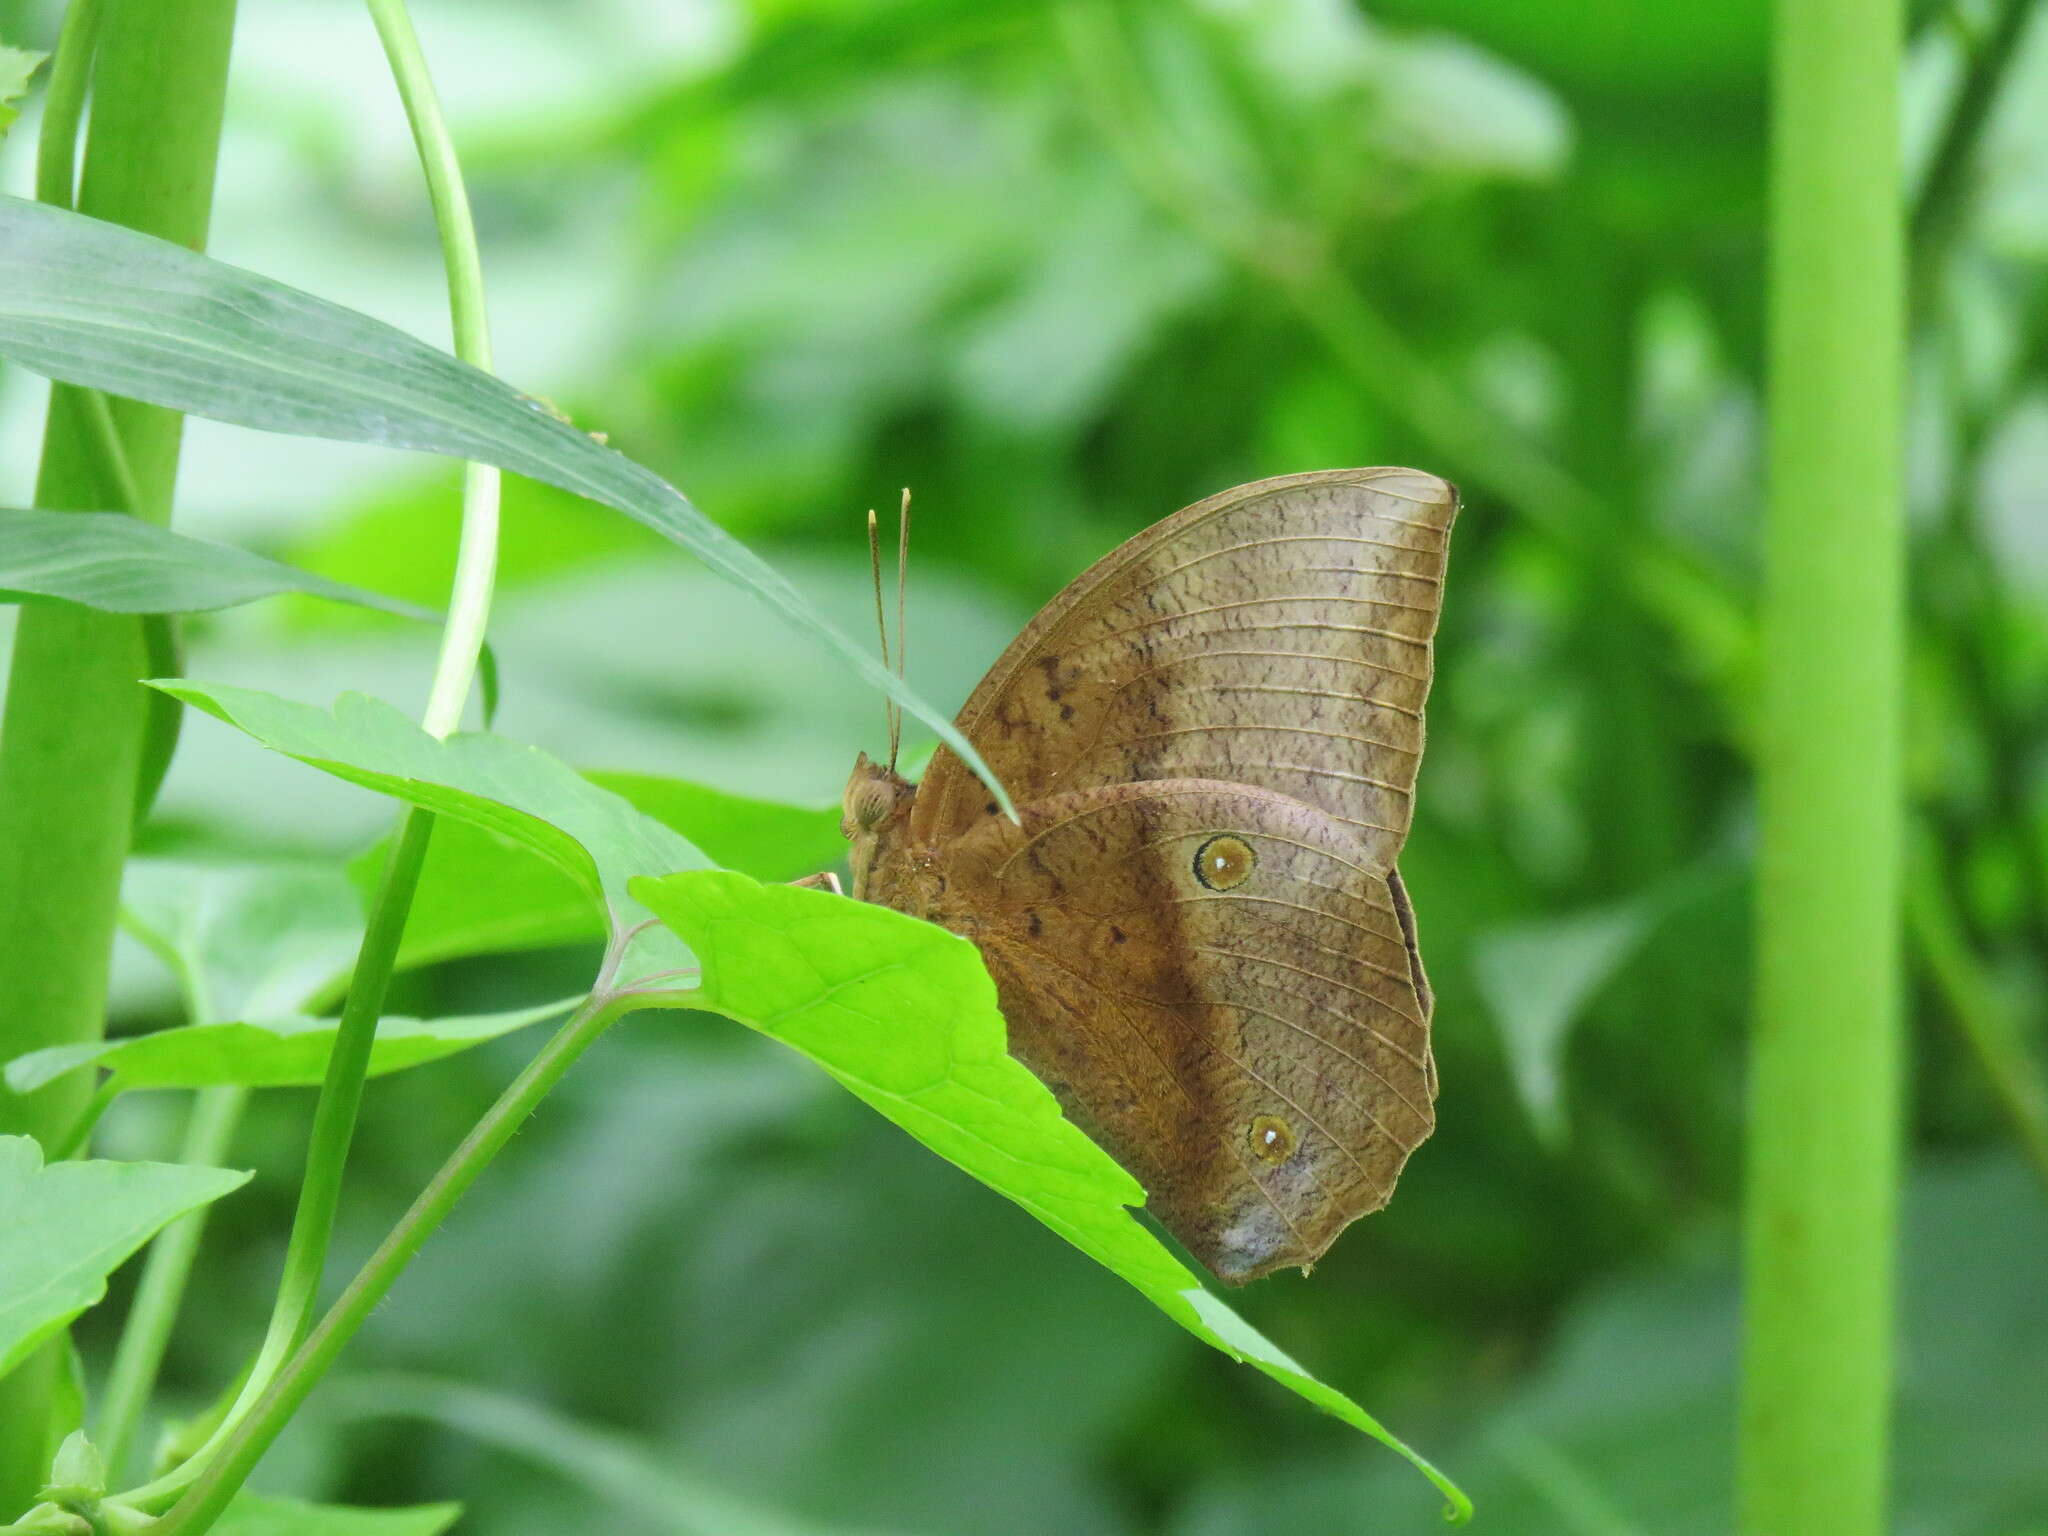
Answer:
[932, 780, 1435, 1282]
[915, 469, 1455, 870]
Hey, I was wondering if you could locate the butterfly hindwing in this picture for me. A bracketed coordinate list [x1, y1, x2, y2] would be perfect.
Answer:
[930, 779, 1435, 1281]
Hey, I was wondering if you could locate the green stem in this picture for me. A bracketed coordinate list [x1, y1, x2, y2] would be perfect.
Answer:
[115, 0, 506, 1508]
[44, 1079, 118, 1162]
[0, 0, 237, 1513]
[1742, 0, 1904, 1530]
[140, 812, 437, 1504]
[364, 0, 499, 736]
[240, 0, 506, 1400]
[142, 992, 636, 1533]
[1906, 831, 2048, 1189]
[1910, 0, 2038, 307]
[97, 1087, 249, 1484]
[30, 0, 98, 209]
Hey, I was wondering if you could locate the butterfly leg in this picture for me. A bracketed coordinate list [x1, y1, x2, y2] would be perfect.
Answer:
[789, 870, 844, 895]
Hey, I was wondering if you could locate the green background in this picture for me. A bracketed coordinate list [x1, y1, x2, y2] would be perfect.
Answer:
[2, 0, 2044, 1530]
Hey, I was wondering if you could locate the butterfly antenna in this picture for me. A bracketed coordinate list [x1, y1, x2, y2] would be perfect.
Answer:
[890, 488, 911, 770]
[867, 507, 901, 763]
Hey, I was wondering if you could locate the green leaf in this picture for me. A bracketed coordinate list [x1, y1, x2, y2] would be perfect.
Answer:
[586, 771, 843, 883]
[209, 1494, 460, 1536]
[0, 1137, 248, 1380]
[150, 682, 708, 920]
[0, 195, 1009, 814]
[629, 870, 1470, 1520]
[360, 771, 845, 973]
[1474, 904, 1653, 1147]
[0, 45, 43, 138]
[3, 998, 576, 1096]
[0, 507, 433, 620]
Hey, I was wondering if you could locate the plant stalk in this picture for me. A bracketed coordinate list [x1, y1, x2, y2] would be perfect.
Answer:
[364, 0, 498, 736]
[0, 0, 237, 1512]
[117, 0, 504, 1510]
[96, 1087, 249, 1483]
[1742, 0, 1905, 1530]
[144, 992, 636, 1534]
[239, 0, 504, 1403]
[1910, 0, 2039, 311]
[1906, 833, 2048, 1189]
[147, 809, 437, 1501]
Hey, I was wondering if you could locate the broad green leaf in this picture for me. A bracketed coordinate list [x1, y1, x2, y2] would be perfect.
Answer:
[1474, 904, 1653, 1147]
[211, 1494, 460, 1536]
[630, 870, 1470, 1520]
[361, 772, 845, 972]
[587, 771, 843, 882]
[0, 1136, 248, 1379]
[122, 857, 366, 1021]
[0, 507, 433, 620]
[0, 44, 41, 138]
[4, 998, 576, 1095]
[0, 195, 1008, 814]
[151, 683, 708, 920]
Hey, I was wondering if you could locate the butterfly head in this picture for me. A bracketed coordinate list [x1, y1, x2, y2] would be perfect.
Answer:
[841, 751, 917, 898]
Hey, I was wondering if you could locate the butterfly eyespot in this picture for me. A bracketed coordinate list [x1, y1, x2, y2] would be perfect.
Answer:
[1193, 834, 1255, 892]
[1248, 1114, 1296, 1165]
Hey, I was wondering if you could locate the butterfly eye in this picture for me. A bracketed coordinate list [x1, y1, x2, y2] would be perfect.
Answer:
[1193, 834, 1255, 891]
[1248, 1114, 1296, 1165]
[847, 779, 897, 831]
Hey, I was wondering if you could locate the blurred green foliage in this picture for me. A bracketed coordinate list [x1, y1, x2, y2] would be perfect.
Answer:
[3, 0, 2044, 1529]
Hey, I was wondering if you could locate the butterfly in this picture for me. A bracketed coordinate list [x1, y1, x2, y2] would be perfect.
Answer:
[839, 469, 1455, 1282]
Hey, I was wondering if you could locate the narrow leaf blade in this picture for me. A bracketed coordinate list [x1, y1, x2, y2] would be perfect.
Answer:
[0, 506, 433, 619]
[0, 196, 1008, 813]
[4, 999, 577, 1094]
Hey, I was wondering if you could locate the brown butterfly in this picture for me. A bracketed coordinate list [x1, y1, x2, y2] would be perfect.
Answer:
[839, 469, 1455, 1283]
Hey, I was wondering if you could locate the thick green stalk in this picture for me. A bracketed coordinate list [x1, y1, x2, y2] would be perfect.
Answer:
[0, 0, 236, 1512]
[1742, 0, 1904, 1530]
[96, 1087, 248, 1483]
[144, 993, 635, 1534]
